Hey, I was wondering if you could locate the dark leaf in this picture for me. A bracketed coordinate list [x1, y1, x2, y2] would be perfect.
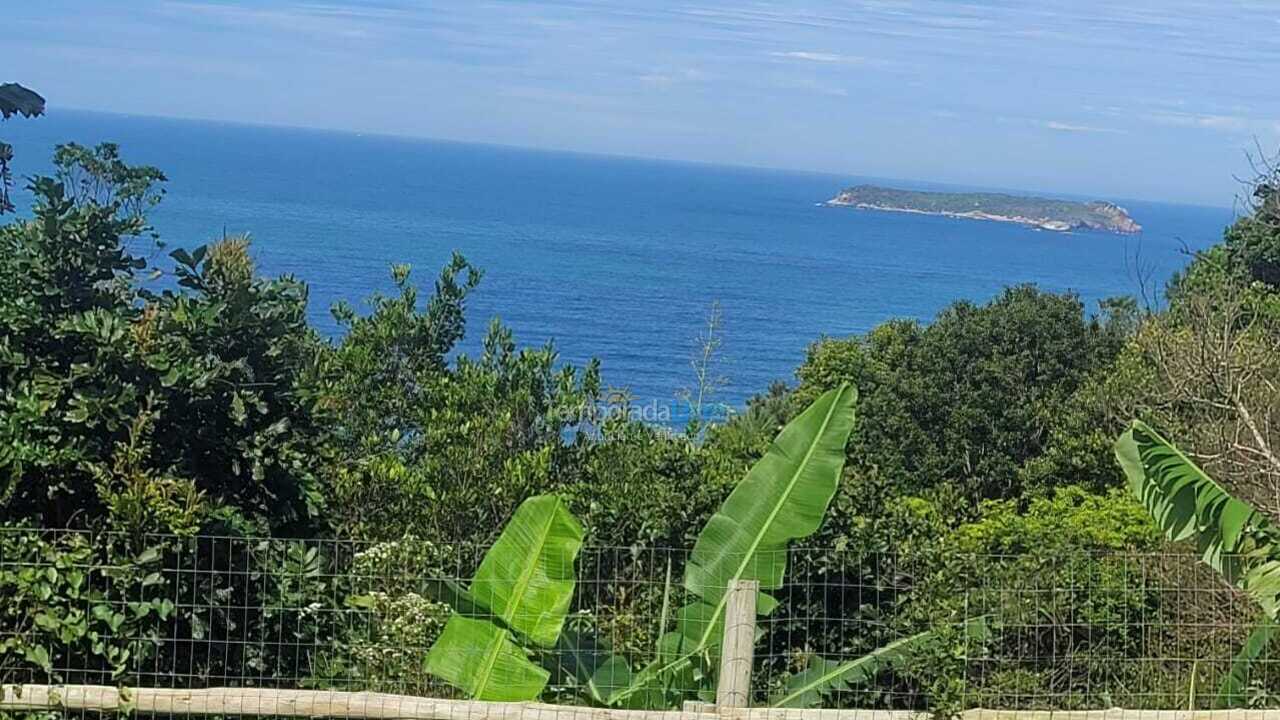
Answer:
[0, 83, 45, 120]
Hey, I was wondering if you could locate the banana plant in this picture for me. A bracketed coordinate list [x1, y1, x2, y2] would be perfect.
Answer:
[546, 628, 636, 706]
[1115, 419, 1280, 707]
[424, 494, 584, 701]
[429, 384, 953, 708]
[607, 383, 859, 705]
[423, 379, 858, 708]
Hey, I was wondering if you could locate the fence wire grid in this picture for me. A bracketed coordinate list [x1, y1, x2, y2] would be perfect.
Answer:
[0, 529, 1274, 716]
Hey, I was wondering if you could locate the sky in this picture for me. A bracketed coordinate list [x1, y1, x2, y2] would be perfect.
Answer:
[7, 1, 1280, 206]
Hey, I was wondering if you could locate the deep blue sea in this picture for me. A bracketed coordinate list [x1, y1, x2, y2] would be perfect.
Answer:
[5, 111, 1236, 413]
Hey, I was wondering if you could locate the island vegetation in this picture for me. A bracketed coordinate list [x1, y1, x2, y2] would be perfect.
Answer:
[827, 184, 1142, 233]
[4, 121, 1280, 712]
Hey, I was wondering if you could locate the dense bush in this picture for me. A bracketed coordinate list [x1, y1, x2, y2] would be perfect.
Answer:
[314, 257, 602, 544]
[0, 530, 166, 685]
[906, 487, 1166, 707]
[793, 285, 1132, 507]
[1224, 178, 1280, 287]
[0, 145, 328, 537]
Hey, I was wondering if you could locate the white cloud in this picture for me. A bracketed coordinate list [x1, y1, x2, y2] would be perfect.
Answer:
[638, 68, 710, 88]
[769, 51, 864, 63]
[1044, 120, 1126, 134]
[1143, 111, 1261, 134]
[1196, 114, 1249, 131]
[160, 1, 397, 39]
[771, 76, 849, 96]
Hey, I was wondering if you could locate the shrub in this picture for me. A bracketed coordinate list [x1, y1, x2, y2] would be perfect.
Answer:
[0, 144, 326, 536]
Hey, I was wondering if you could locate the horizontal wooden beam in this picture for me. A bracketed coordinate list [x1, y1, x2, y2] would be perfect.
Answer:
[0, 686, 924, 720]
[967, 712, 1280, 720]
[4, 685, 1279, 720]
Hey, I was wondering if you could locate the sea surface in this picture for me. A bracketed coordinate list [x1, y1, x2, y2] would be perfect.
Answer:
[4, 111, 1236, 414]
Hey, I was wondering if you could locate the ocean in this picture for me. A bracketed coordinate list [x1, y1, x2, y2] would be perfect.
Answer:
[4, 110, 1236, 414]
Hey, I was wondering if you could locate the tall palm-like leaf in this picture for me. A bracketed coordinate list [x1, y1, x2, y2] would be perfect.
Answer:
[425, 495, 584, 701]
[548, 629, 634, 706]
[769, 617, 990, 708]
[1115, 420, 1280, 707]
[1217, 619, 1278, 708]
[1115, 420, 1280, 616]
[614, 383, 858, 703]
[424, 616, 552, 701]
[770, 631, 933, 708]
[686, 382, 858, 604]
[469, 495, 584, 646]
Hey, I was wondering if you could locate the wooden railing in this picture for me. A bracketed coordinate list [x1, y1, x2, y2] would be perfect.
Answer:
[7, 686, 1280, 720]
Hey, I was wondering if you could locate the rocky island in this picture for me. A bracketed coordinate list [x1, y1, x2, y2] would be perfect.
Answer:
[826, 185, 1141, 234]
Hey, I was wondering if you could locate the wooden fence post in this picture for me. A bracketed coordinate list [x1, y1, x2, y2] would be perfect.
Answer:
[716, 579, 759, 710]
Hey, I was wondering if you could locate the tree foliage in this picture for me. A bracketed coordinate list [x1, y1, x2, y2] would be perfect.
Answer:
[317, 259, 601, 543]
[794, 285, 1130, 508]
[0, 145, 325, 535]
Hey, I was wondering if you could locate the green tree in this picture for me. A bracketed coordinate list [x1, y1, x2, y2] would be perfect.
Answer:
[903, 485, 1174, 711]
[795, 285, 1128, 507]
[314, 259, 602, 544]
[0, 143, 326, 535]
[1117, 169, 1280, 521]
[1223, 168, 1280, 288]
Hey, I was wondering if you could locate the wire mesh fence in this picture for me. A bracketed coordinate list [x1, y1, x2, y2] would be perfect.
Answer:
[1, 528, 1275, 716]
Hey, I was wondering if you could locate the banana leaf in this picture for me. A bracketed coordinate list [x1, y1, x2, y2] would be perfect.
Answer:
[614, 383, 858, 703]
[425, 615, 550, 700]
[770, 634, 929, 708]
[547, 629, 634, 706]
[469, 494, 585, 646]
[425, 494, 584, 700]
[1116, 420, 1280, 618]
[685, 382, 858, 607]
[1217, 620, 1278, 708]
[771, 617, 989, 708]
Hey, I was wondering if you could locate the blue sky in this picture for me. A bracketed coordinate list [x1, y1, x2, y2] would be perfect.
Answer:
[8, 1, 1279, 206]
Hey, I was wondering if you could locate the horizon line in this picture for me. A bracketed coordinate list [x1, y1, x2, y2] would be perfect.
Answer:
[31, 105, 1240, 212]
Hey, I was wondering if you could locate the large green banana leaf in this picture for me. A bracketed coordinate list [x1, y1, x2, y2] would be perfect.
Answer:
[614, 383, 858, 703]
[770, 617, 990, 708]
[469, 494, 585, 646]
[685, 381, 856, 631]
[1115, 419, 1280, 618]
[1217, 620, 1279, 708]
[770, 632, 931, 709]
[547, 629, 634, 706]
[425, 494, 585, 700]
[425, 615, 551, 701]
